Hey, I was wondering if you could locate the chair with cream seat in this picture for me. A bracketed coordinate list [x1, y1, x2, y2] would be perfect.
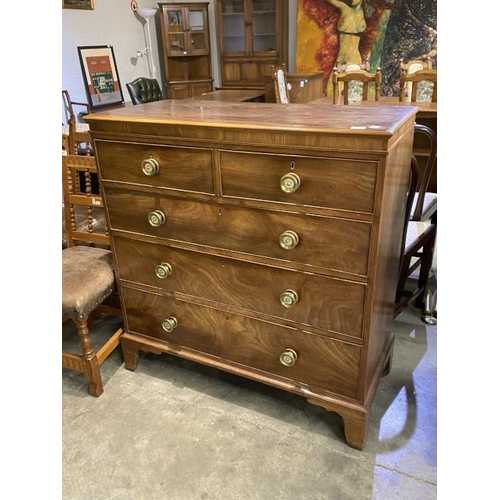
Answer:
[332, 64, 381, 104]
[399, 58, 437, 103]
[395, 150, 437, 324]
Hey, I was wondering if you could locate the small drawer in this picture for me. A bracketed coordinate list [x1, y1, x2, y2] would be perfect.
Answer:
[122, 287, 361, 399]
[94, 140, 215, 194]
[220, 150, 377, 213]
[113, 237, 366, 338]
[105, 189, 372, 277]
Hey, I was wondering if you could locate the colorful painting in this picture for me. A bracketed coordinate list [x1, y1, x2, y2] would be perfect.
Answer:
[77, 45, 125, 111]
[295, 0, 437, 96]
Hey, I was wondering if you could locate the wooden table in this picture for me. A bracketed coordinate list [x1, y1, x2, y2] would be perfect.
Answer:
[183, 89, 265, 103]
[308, 96, 437, 119]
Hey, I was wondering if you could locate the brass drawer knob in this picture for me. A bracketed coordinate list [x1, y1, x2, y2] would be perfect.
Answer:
[141, 158, 160, 176]
[280, 289, 298, 308]
[161, 316, 178, 333]
[280, 172, 301, 194]
[148, 210, 166, 227]
[279, 349, 298, 367]
[155, 262, 172, 279]
[279, 230, 299, 250]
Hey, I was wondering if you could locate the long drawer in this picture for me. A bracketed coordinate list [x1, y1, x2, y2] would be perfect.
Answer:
[122, 286, 361, 399]
[94, 140, 215, 194]
[220, 150, 377, 214]
[105, 189, 372, 277]
[113, 237, 366, 339]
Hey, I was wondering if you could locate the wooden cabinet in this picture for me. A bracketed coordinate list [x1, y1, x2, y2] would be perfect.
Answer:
[158, 2, 213, 99]
[87, 101, 417, 450]
[216, 0, 288, 89]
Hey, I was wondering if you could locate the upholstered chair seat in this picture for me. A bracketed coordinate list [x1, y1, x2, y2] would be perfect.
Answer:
[62, 246, 116, 323]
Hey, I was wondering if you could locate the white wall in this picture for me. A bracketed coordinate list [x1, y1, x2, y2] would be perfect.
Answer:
[62, 0, 298, 119]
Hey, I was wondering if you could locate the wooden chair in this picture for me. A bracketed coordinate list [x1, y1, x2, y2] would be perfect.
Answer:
[332, 65, 381, 104]
[126, 77, 163, 105]
[271, 64, 291, 104]
[62, 153, 123, 397]
[399, 63, 437, 103]
[394, 153, 437, 324]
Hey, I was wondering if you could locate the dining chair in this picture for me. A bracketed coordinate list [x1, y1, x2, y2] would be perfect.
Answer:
[332, 65, 381, 104]
[399, 64, 437, 103]
[62, 153, 123, 397]
[394, 154, 437, 324]
[271, 64, 291, 104]
[126, 77, 163, 105]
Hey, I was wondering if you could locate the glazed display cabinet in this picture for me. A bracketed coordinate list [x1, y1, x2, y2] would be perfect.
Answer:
[158, 2, 213, 98]
[216, 0, 288, 89]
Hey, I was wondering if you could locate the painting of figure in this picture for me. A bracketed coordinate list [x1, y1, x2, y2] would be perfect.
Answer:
[295, 0, 437, 96]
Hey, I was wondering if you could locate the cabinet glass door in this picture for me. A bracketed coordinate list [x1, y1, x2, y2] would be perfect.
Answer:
[252, 0, 276, 53]
[221, 0, 246, 53]
[167, 9, 188, 54]
[188, 8, 209, 52]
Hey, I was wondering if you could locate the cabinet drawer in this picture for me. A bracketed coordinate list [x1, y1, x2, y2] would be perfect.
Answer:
[220, 151, 377, 213]
[106, 189, 371, 277]
[94, 141, 215, 194]
[114, 237, 366, 338]
[122, 286, 361, 399]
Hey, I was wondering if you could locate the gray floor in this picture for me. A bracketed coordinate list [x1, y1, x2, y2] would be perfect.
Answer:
[62, 305, 436, 500]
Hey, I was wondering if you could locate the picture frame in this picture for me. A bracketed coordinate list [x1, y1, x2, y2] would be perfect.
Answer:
[62, 0, 95, 10]
[77, 45, 125, 112]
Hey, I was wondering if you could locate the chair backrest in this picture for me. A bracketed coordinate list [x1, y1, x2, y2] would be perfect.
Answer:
[332, 66, 381, 104]
[399, 154, 420, 261]
[400, 56, 432, 74]
[62, 154, 110, 248]
[271, 64, 291, 104]
[399, 66, 437, 103]
[62, 90, 92, 155]
[335, 60, 370, 73]
[412, 123, 437, 221]
[126, 77, 163, 105]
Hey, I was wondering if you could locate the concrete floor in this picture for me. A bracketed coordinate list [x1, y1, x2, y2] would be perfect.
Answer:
[62, 305, 436, 500]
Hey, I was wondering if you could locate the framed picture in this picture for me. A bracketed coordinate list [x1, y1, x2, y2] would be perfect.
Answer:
[77, 45, 125, 112]
[62, 0, 94, 9]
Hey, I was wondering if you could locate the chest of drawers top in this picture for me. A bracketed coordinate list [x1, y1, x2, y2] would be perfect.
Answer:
[86, 100, 417, 150]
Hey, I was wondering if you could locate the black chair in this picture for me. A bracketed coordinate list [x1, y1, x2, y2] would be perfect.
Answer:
[126, 77, 163, 105]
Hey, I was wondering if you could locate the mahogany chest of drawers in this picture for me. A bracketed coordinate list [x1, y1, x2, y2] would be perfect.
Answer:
[87, 100, 416, 449]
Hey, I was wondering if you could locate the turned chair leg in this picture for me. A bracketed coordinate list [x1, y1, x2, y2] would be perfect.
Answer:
[75, 316, 103, 397]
